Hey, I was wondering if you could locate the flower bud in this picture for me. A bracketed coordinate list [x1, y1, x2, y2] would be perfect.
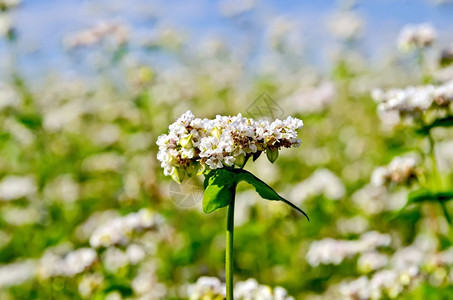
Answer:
[210, 127, 222, 140]
[266, 148, 279, 163]
[171, 167, 185, 183]
[179, 134, 193, 149]
[234, 154, 246, 168]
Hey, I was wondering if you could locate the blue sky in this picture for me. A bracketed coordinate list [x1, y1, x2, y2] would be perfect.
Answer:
[2, 0, 453, 79]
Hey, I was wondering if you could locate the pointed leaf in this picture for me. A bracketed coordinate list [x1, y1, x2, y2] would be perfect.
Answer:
[232, 169, 309, 221]
[416, 116, 453, 135]
[408, 188, 453, 204]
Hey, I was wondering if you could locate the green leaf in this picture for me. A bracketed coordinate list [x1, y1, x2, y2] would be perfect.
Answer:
[385, 189, 453, 222]
[416, 116, 453, 135]
[202, 169, 236, 214]
[408, 189, 453, 204]
[232, 169, 309, 221]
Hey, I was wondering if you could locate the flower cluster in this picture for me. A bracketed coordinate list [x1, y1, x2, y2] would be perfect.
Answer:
[337, 233, 453, 300]
[371, 154, 421, 188]
[289, 168, 345, 205]
[306, 231, 391, 267]
[0, 260, 35, 289]
[37, 247, 97, 279]
[63, 21, 129, 49]
[89, 209, 164, 248]
[371, 80, 453, 118]
[188, 276, 294, 300]
[397, 23, 436, 52]
[157, 110, 303, 182]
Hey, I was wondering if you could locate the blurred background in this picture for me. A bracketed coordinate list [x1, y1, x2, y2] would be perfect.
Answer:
[1, 0, 453, 299]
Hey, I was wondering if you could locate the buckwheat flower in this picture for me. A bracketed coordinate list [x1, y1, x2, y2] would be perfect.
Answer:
[37, 247, 97, 278]
[0, 83, 19, 110]
[0, 14, 12, 37]
[0, 260, 36, 289]
[0, 175, 37, 201]
[89, 209, 163, 248]
[397, 23, 436, 52]
[78, 273, 104, 298]
[289, 168, 345, 205]
[102, 247, 129, 272]
[131, 264, 167, 298]
[306, 232, 391, 267]
[188, 277, 295, 300]
[64, 21, 129, 49]
[157, 111, 303, 182]
[371, 154, 420, 187]
[218, 0, 255, 17]
[327, 11, 364, 41]
[358, 252, 389, 273]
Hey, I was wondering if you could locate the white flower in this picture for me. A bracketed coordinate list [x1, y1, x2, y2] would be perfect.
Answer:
[397, 23, 436, 51]
[371, 154, 420, 187]
[0, 175, 37, 201]
[157, 110, 304, 180]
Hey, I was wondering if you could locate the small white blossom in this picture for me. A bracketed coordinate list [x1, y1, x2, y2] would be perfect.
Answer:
[397, 23, 436, 51]
[157, 111, 303, 182]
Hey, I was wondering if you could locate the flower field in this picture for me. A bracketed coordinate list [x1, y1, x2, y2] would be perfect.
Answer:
[1, 1, 453, 299]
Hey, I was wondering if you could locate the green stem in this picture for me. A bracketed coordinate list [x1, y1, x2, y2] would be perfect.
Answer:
[427, 133, 440, 191]
[226, 187, 236, 300]
[427, 133, 452, 226]
[441, 202, 453, 226]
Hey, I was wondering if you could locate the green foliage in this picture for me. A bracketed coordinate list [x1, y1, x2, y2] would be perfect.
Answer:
[202, 168, 309, 220]
[416, 116, 453, 135]
[408, 189, 453, 204]
[202, 169, 236, 213]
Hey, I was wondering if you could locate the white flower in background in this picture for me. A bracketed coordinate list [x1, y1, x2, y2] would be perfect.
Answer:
[2, 205, 41, 226]
[37, 247, 97, 279]
[78, 273, 104, 298]
[0, 260, 36, 289]
[337, 216, 369, 235]
[89, 209, 163, 248]
[289, 168, 345, 205]
[131, 263, 167, 298]
[0, 83, 19, 109]
[188, 276, 294, 300]
[218, 0, 256, 17]
[284, 82, 336, 114]
[371, 154, 420, 187]
[105, 291, 122, 300]
[352, 184, 407, 215]
[150, 68, 196, 104]
[82, 152, 125, 173]
[306, 231, 391, 267]
[44, 174, 80, 203]
[358, 251, 389, 273]
[327, 11, 364, 40]
[371, 80, 453, 120]
[75, 210, 120, 242]
[63, 21, 129, 49]
[157, 110, 303, 182]
[102, 247, 129, 272]
[397, 23, 436, 52]
[0, 175, 37, 201]
[265, 16, 303, 52]
[435, 140, 453, 173]
[0, 14, 12, 37]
